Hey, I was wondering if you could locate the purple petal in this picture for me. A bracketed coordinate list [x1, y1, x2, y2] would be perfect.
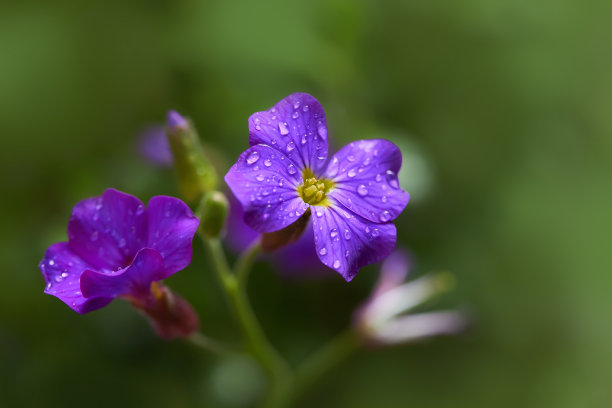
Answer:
[40, 243, 112, 314]
[374, 250, 412, 296]
[146, 195, 200, 279]
[225, 192, 260, 253]
[225, 145, 308, 233]
[326, 139, 409, 224]
[248, 93, 329, 174]
[166, 109, 188, 130]
[311, 199, 397, 281]
[274, 222, 336, 279]
[67, 189, 148, 271]
[80, 248, 165, 299]
[138, 125, 173, 167]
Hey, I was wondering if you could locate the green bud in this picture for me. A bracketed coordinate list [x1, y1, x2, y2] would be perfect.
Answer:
[197, 191, 229, 238]
[166, 110, 217, 204]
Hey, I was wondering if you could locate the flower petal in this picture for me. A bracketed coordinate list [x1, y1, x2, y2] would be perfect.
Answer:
[249, 93, 329, 174]
[372, 311, 467, 345]
[225, 145, 308, 233]
[325, 139, 409, 223]
[40, 243, 112, 314]
[80, 248, 165, 299]
[67, 189, 148, 271]
[311, 199, 397, 281]
[146, 196, 200, 278]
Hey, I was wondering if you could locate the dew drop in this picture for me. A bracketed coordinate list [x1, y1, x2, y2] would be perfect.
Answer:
[345, 250, 350, 259]
[49, 260, 55, 266]
[292, 111, 299, 119]
[375, 173, 382, 182]
[380, 211, 391, 222]
[256, 174, 265, 182]
[293, 101, 300, 109]
[319, 248, 327, 256]
[301, 134, 307, 144]
[357, 185, 368, 196]
[330, 228, 339, 239]
[61, 271, 69, 278]
[55, 275, 63, 282]
[381, 196, 388, 203]
[286, 141, 296, 152]
[347, 169, 356, 178]
[136, 204, 145, 215]
[287, 164, 297, 174]
[264, 159, 272, 167]
[363, 157, 371, 166]
[347, 155, 355, 162]
[247, 151, 260, 165]
[317, 126, 327, 138]
[278, 179, 285, 187]
[278, 122, 289, 135]
[371, 228, 380, 237]
[315, 209, 324, 217]
[386, 170, 399, 189]
[333, 260, 341, 269]
[344, 229, 352, 240]
[303, 105, 309, 112]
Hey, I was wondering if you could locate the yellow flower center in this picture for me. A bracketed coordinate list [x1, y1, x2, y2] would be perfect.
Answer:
[297, 168, 335, 206]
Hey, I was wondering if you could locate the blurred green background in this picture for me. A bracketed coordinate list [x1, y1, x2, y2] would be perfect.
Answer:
[1, 0, 611, 407]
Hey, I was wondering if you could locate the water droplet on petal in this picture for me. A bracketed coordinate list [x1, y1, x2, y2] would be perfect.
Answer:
[347, 155, 355, 162]
[317, 125, 327, 139]
[380, 211, 391, 222]
[344, 229, 351, 240]
[381, 196, 388, 203]
[345, 250, 350, 259]
[55, 275, 63, 282]
[49, 260, 55, 266]
[333, 260, 341, 269]
[278, 122, 289, 135]
[371, 228, 380, 237]
[375, 173, 382, 182]
[292, 111, 299, 119]
[357, 185, 368, 196]
[61, 271, 69, 278]
[347, 169, 356, 178]
[386, 170, 399, 189]
[319, 248, 327, 256]
[264, 159, 272, 167]
[303, 105, 309, 112]
[363, 157, 371, 166]
[286, 142, 295, 152]
[247, 151, 260, 165]
[301, 134, 307, 144]
[287, 164, 297, 175]
[256, 174, 265, 182]
[315, 209, 324, 217]
[330, 228, 339, 239]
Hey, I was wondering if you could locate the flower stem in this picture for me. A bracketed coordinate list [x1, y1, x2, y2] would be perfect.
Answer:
[188, 332, 236, 355]
[288, 330, 361, 403]
[202, 237, 292, 407]
[235, 239, 262, 288]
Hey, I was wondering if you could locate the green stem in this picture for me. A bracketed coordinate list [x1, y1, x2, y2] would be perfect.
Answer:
[235, 239, 262, 288]
[188, 332, 236, 355]
[202, 237, 292, 407]
[289, 330, 361, 403]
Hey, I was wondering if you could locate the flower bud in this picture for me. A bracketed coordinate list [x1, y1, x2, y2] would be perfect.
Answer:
[197, 191, 229, 238]
[129, 281, 200, 340]
[166, 110, 218, 203]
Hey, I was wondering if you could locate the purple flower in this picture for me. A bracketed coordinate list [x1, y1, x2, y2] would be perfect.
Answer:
[39, 188, 200, 337]
[225, 93, 410, 281]
[354, 250, 466, 345]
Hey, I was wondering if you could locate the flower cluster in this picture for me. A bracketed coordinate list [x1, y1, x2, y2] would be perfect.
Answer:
[225, 93, 410, 281]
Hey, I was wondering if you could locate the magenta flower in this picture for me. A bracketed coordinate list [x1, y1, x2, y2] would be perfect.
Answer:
[39, 189, 200, 333]
[225, 93, 410, 281]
